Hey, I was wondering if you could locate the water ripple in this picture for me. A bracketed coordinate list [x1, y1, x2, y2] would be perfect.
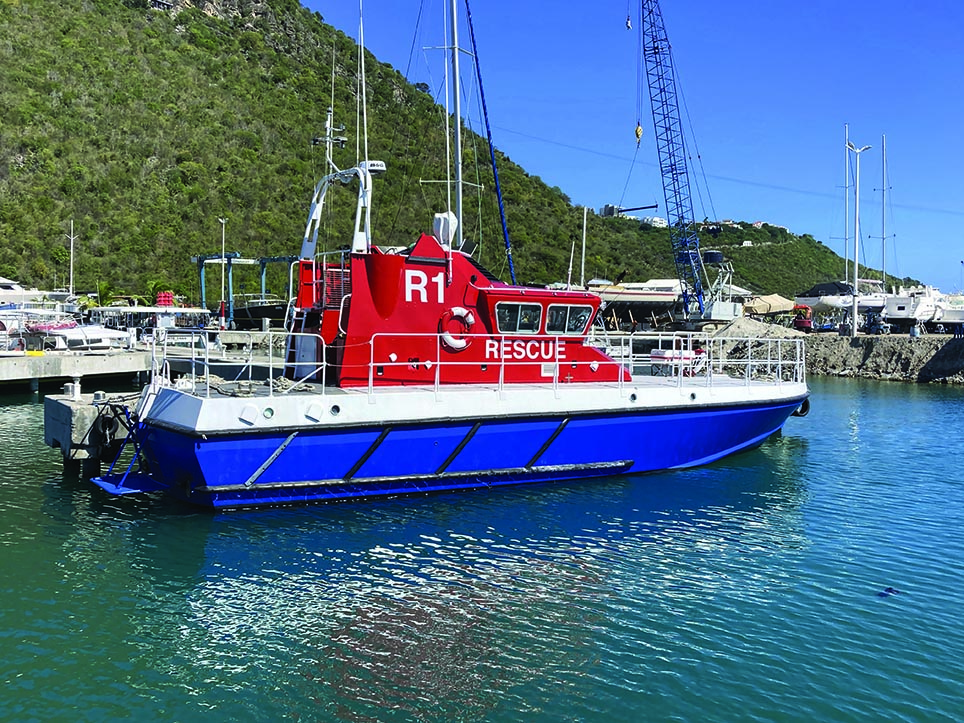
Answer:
[3, 381, 964, 720]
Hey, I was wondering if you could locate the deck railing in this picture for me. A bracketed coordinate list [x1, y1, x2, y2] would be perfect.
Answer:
[147, 328, 806, 398]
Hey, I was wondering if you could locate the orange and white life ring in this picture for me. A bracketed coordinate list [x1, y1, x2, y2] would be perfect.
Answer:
[439, 306, 475, 351]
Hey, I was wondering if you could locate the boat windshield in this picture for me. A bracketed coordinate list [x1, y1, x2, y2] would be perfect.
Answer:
[496, 303, 542, 333]
[546, 304, 593, 334]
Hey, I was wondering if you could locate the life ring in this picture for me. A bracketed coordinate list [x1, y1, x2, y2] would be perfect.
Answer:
[438, 306, 475, 351]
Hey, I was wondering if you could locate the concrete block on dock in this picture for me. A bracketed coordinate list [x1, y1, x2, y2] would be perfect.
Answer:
[43, 389, 122, 477]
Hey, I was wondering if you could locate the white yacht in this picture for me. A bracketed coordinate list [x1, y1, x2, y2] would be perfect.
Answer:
[795, 279, 887, 314]
[882, 285, 942, 330]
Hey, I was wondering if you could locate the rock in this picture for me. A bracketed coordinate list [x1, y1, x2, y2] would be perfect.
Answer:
[714, 317, 806, 339]
[716, 319, 964, 384]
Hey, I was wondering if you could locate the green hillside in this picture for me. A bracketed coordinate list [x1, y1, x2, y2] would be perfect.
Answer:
[0, 0, 914, 303]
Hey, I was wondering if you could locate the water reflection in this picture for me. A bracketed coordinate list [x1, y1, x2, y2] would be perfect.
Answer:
[82, 437, 809, 720]
[0, 390, 812, 721]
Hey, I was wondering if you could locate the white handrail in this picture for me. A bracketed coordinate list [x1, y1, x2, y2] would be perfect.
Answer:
[147, 328, 805, 398]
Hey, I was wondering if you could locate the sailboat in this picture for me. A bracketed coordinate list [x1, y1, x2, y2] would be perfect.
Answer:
[795, 279, 886, 315]
[90, 0, 809, 508]
[796, 127, 887, 318]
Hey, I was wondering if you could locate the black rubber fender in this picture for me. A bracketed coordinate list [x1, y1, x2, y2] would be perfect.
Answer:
[96, 414, 120, 437]
[792, 398, 810, 417]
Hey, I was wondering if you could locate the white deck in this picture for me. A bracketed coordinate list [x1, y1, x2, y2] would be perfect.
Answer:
[137, 329, 807, 434]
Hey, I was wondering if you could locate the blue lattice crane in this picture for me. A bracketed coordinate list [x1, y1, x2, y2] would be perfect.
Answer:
[639, 0, 706, 317]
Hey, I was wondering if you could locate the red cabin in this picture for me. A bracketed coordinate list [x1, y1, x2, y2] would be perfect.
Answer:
[288, 232, 627, 387]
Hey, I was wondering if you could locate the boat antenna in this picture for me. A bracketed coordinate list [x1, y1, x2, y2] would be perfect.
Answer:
[64, 219, 78, 297]
[464, 0, 517, 283]
[566, 240, 575, 291]
[580, 206, 587, 288]
[358, 0, 371, 165]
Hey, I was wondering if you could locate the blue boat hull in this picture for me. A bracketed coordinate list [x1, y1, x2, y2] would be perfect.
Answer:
[123, 396, 806, 508]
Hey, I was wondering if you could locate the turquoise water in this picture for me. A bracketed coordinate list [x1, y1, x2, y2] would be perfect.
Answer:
[1, 378, 962, 722]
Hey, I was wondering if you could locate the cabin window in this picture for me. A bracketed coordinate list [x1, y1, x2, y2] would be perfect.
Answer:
[495, 303, 542, 334]
[546, 304, 593, 335]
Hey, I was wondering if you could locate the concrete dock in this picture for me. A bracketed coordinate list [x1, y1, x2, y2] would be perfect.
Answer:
[43, 385, 140, 476]
[0, 350, 152, 391]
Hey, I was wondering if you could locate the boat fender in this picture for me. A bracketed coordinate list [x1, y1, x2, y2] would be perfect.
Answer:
[792, 398, 810, 417]
[439, 307, 475, 351]
[96, 414, 120, 438]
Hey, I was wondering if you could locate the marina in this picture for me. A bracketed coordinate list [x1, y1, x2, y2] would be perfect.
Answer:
[4, 0, 964, 720]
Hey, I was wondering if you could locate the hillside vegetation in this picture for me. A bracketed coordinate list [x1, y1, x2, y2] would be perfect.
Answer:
[0, 0, 914, 303]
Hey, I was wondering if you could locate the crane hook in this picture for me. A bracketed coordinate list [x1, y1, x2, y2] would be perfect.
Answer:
[635, 122, 643, 146]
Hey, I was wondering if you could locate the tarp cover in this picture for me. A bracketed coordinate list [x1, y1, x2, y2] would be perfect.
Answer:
[797, 281, 853, 297]
[744, 294, 795, 315]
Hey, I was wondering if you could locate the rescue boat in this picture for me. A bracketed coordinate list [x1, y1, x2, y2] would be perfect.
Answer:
[91, 147, 809, 509]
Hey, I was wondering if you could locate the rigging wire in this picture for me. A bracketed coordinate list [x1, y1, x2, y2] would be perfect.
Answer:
[620, 5, 654, 215]
[871, 147, 900, 284]
[634, 5, 644, 143]
[382, 0, 429, 243]
[617, 144, 641, 211]
[464, 0, 516, 283]
[455, 59, 488, 261]
[673, 61, 716, 224]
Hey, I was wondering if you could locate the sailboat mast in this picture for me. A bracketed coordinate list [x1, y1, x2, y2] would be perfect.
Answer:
[881, 133, 887, 289]
[848, 138, 871, 338]
[844, 124, 850, 280]
[449, 0, 464, 249]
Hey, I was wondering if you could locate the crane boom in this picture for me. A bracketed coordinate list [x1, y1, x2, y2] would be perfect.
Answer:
[640, 0, 705, 316]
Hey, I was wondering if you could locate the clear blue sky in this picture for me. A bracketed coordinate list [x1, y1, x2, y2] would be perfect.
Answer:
[305, 0, 964, 292]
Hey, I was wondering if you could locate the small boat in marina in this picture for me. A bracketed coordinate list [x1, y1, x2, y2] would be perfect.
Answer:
[883, 285, 942, 332]
[934, 293, 964, 328]
[1, 311, 135, 353]
[1, 307, 81, 351]
[230, 292, 290, 330]
[794, 279, 887, 315]
[32, 323, 135, 352]
[587, 278, 682, 330]
[0, 277, 49, 306]
[89, 304, 212, 337]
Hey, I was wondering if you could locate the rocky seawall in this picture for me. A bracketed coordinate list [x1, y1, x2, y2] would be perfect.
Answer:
[719, 318, 964, 384]
[804, 333, 964, 384]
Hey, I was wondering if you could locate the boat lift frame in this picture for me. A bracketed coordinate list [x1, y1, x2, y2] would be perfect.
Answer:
[192, 253, 298, 327]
